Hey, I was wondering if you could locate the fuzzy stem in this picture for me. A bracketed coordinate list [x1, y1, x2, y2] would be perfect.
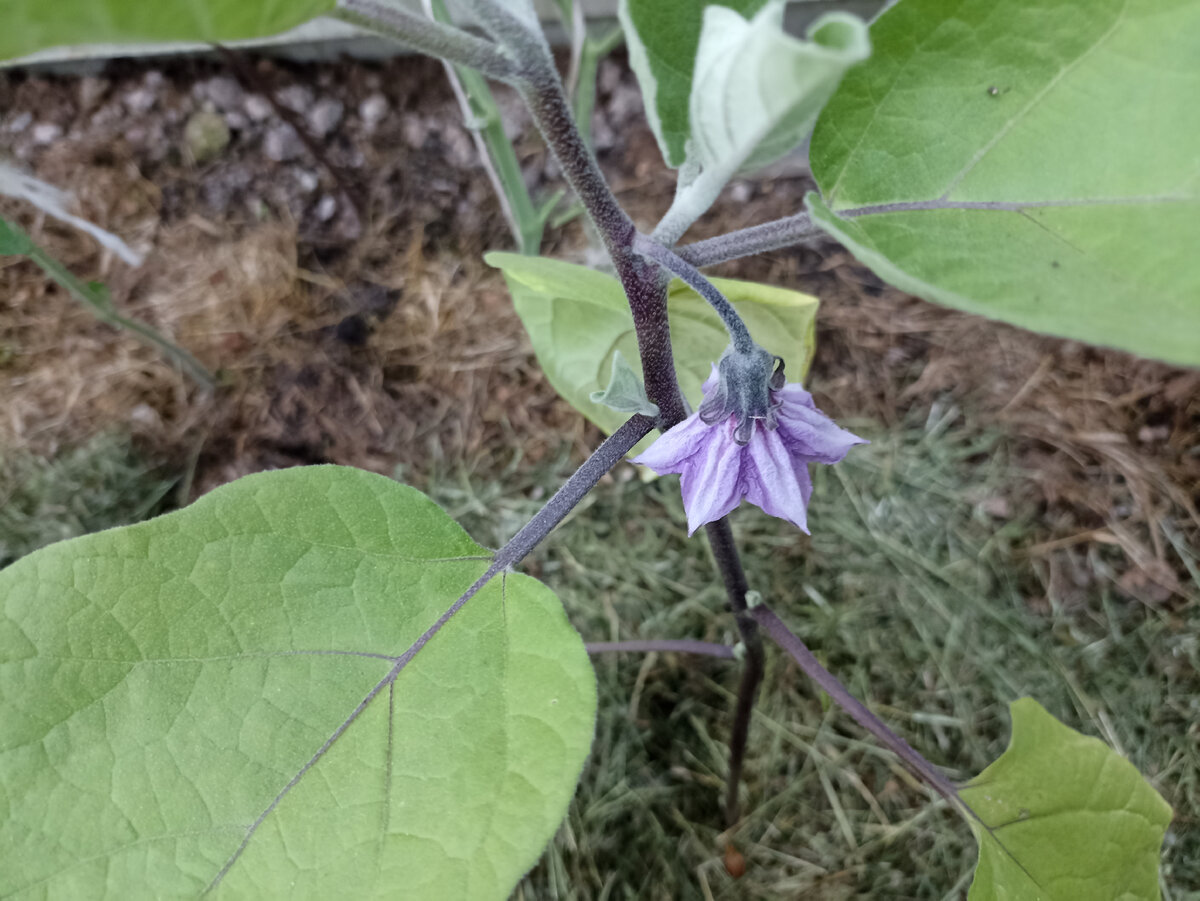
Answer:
[334, 0, 519, 83]
[458, 0, 553, 62]
[586, 639, 736, 658]
[495, 414, 654, 568]
[676, 211, 821, 268]
[748, 603, 962, 804]
[381, 415, 654, 686]
[705, 518, 765, 827]
[514, 57, 686, 426]
[633, 233, 754, 354]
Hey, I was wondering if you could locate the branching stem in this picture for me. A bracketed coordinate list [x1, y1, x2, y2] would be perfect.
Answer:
[334, 0, 519, 83]
[586, 639, 735, 658]
[633, 233, 754, 354]
[676, 211, 822, 269]
[748, 603, 963, 804]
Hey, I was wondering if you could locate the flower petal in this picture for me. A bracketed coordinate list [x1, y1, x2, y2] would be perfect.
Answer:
[632, 413, 709, 473]
[776, 382, 817, 411]
[742, 424, 810, 532]
[776, 400, 867, 464]
[677, 420, 744, 534]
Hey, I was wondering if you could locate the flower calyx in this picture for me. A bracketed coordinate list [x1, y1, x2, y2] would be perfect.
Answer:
[697, 343, 786, 445]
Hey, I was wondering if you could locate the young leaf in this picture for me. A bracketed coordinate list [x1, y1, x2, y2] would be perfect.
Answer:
[689, 4, 869, 176]
[808, 0, 1200, 366]
[0, 466, 596, 899]
[962, 699, 1171, 900]
[486, 252, 817, 452]
[0, 0, 336, 61]
[590, 349, 659, 417]
[618, 0, 769, 169]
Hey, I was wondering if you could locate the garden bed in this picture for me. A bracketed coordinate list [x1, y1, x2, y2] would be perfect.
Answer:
[1, 50, 1197, 896]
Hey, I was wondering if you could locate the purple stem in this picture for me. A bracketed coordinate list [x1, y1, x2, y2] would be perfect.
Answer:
[749, 603, 962, 804]
[515, 66, 686, 426]
[586, 639, 736, 658]
[706, 518, 765, 827]
[633, 233, 754, 354]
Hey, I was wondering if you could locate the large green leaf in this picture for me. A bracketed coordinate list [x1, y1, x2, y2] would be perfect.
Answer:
[618, 0, 769, 168]
[0, 466, 596, 898]
[962, 699, 1171, 900]
[0, 0, 336, 61]
[808, 0, 1200, 367]
[486, 252, 818, 452]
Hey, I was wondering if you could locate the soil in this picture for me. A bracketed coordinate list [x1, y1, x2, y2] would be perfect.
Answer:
[0, 50, 1196, 606]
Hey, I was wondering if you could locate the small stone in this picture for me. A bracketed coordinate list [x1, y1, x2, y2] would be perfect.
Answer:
[400, 116, 428, 149]
[244, 94, 273, 122]
[223, 111, 249, 131]
[315, 195, 338, 221]
[306, 98, 343, 137]
[263, 123, 305, 162]
[199, 76, 245, 111]
[184, 110, 231, 164]
[5, 111, 33, 133]
[358, 93, 388, 130]
[295, 169, 320, 193]
[123, 87, 157, 115]
[31, 122, 62, 144]
[276, 84, 314, 114]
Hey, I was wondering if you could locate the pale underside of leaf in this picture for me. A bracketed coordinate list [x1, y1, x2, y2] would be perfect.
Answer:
[486, 252, 818, 453]
[689, 4, 870, 176]
[618, 0, 769, 169]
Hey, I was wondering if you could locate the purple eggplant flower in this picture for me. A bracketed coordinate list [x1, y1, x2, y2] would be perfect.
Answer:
[634, 365, 866, 535]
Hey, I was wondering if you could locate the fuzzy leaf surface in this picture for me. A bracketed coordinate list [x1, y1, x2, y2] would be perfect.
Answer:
[808, 0, 1200, 365]
[0, 466, 596, 899]
[618, 0, 768, 168]
[0, 0, 336, 60]
[486, 252, 817, 453]
[962, 699, 1171, 900]
[690, 4, 869, 176]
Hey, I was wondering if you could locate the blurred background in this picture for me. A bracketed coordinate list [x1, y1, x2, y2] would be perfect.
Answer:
[1, 30, 1197, 899]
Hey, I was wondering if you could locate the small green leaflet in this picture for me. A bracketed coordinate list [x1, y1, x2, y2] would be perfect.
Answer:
[808, 0, 1200, 366]
[963, 699, 1171, 900]
[0, 0, 336, 61]
[590, 349, 659, 417]
[0, 466, 596, 899]
[619, 0, 768, 168]
[486, 251, 818, 453]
